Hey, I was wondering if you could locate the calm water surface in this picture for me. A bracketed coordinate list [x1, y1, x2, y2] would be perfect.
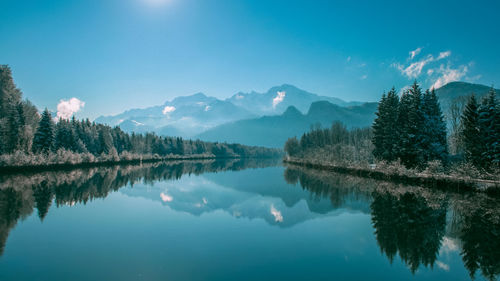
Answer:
[0, 159, 498, 281]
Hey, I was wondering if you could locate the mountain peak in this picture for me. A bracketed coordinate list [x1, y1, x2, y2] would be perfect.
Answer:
[268, 84, 302, 93]
[282, 106, 303, 117]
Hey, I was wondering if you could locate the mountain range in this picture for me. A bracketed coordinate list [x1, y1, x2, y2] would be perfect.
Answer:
[95, 81, 499, 148]
[95, 84, 361, 138]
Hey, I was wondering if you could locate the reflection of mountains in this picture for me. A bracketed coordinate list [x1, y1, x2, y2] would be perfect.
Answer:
[0, 158, 279, 257]
[121, 165, 379, 228]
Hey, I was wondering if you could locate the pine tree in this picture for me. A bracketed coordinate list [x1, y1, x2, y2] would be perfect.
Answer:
[32, 109, 55, 153]
[372, 88, 400, 162]
[284, 137, 300, 157]
[0, 65, 23, 154]
[461, 95, 483, 167]
[406, 81, 426, 167]
[397, 90, 412, 166]
[372, 93, 387, 160]
[55, 118, 77, 151]
[384, 89, 400, 161]
[422, 89, 448, 164]
[98, 126, 113, 154]
[478, 88, 500, 168]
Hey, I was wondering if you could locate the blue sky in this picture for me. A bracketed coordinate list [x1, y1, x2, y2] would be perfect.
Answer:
[1, 0, 499, 119]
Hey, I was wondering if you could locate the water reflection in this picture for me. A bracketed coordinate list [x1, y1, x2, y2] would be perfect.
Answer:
[285, 165, 500, 281]
[0, 158, 279, 256]
[371, 187, 447, 273]
[1, 160, 499, 281]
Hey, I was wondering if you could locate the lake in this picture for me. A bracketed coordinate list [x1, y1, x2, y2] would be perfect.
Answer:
[0, 159, 498, 281]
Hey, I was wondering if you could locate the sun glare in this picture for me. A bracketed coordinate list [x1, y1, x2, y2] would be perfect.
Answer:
[143, 0, 172, 6]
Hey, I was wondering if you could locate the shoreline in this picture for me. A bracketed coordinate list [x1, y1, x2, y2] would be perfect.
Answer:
[283, 158, 500, 196]
[0, 155, 275, 175]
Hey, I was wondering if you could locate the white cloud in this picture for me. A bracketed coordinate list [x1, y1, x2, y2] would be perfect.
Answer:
[439, 237, 459, 255]
[431, 64, 468, 89]
[270, 205, 283, 222]
[272, 91, 286, 108]
[56, 97, 85, 120]
[436, 261, 450, 271]
[437, 51, 451, 60]
[393, 55, 434, 79]
[393, 50, 452, 79]
[409, 47, 422, 60]
[160, 192, 173, 202]
[162, 105, 176, 115]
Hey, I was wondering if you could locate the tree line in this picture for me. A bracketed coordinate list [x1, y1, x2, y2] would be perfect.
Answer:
[285, 80, 499, 173]
[373, 81, 499, 170]
[0, 65, 281, 166]
[284, 121, 373, 165]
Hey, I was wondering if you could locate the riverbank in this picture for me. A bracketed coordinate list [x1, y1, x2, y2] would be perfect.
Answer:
[0, 151, 280, 174]
[283, 158, 500, 195]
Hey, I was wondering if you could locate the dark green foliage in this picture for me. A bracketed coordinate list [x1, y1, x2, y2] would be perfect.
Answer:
[0, 65, 36, 153]
[404, 81, 426, 167]
[457, 197, 500, 281]
[421, 89, 448, 163]
[477, 88, 500, 168]
[372, 88, 399, 161]
[461, 95, 484, 167]
[284, 137, 300, 157]
[397, 90, 412, 166]
[32, 109, 55, 153]
[55, 118, 76, 151]
[372, 82, 448, 168]
[371, 191, 447, 273]
[284, 121, 373, 164]
[33, 182, 53, 221]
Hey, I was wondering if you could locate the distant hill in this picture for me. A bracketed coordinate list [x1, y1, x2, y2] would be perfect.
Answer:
[435, 81, 500, 114]
[196, 101, 378, 148]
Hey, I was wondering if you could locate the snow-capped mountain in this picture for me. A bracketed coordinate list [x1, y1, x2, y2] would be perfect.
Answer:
[94, 84, 358, 137]
[95, 92, 256, 137]
[228, 84, 361, 116]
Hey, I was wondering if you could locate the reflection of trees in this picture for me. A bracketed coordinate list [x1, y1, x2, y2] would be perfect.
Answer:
[289, 164, 500, 280]
[455, 196, 500, 281]
[0, 188, 33, 256]
[0, 158, 279, 256]
[370, 188, 447, 273]
[284, 166, 374, 209]
[33, 182, 53, 220]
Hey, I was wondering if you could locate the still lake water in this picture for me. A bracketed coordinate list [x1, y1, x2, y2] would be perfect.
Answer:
[0, 159, 499, 281]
